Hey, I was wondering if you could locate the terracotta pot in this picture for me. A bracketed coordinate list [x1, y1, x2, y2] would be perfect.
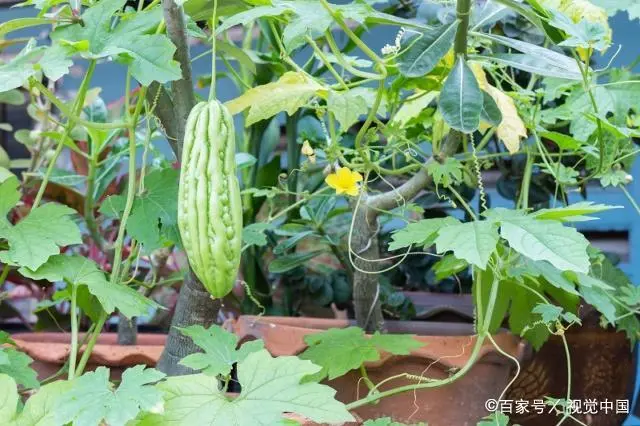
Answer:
[232, 316, 525, 425]
[506, 327, 634, 426]
[11, 332, 166, 380]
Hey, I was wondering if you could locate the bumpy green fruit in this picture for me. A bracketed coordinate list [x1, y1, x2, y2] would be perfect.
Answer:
[178, 101, 242, 298]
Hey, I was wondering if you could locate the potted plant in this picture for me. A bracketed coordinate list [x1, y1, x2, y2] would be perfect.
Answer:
[0, 0, 639, 424]
[212, 0, 640, 423]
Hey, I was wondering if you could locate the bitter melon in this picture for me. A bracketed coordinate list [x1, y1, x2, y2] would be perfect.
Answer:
[178, 101, 242, 298]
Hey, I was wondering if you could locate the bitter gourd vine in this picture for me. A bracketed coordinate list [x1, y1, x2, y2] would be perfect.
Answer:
[178, 100, 243, 298]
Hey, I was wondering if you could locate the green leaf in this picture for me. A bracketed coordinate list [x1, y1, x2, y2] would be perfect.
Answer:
[0, 375, 17, 424]
[0, 176, 20, 222]
[396, 21, 459, 77]
[592, 0, 640, 20]
[0, 17, 56, 39]
[0, 348, 39, 389]
[178, 325, 264, 376]
[268, 250, 323, 273]
[550, 11, 609, 51]
[474, 32, 583, 80]
[327, 90, 369, 132]
[235, 152, 257, 170]
[435, 220, 499, 270]
[439, 56, 482, 133]
[426, 157, 463, 188]
[273, 231, 314, 255]
[0, 39, 42, 92]
[12, 380, 73, 426]
[300, 327, 423, 381]
[389, 217, 460, 251]
[534, 202, 621, 222]
[0, 202, 81, 270]
[432, 254, 468, 282]
[477, 411, 510, 426]
[532, 303, 563, 323]
[487, 209, 590, 273]
[226, 72, 324, 126]
[392, 91, 438, 127]
[156, 350, 354, 424]
[532, 303, 580, 325]
[215, 5, 288, 34]
[54, 366, 165, 426]
[51, 0, 180, 85]
[579, 285, 616, 324]
[0, 90, 25, 106]
[480, 90, 502, 126]
[281, 1, 334, 52]
[539, 130, 582, 150]
[19, 255, 158, 318]
[99, 168, 179, 251]
[242, 223, 273, 247]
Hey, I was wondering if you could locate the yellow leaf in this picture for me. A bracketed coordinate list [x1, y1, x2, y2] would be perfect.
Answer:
[392, 90, 438, 127]
[539, 0, 611, 53]
[471, 64, 526, 154]
[225, 72, 324, 126]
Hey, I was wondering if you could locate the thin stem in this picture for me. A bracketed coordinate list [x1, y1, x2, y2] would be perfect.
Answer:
[31, 79, 127, 130]
[75, 312, 107, 376]
[84, 154, 104, 250]
[306, 36, 348, 89]
[347, 260, 501, 411]
[68, 284, 78, 380]
[319, 0, 386, 73]
[620, 185, 640, 216]
[449, 186, 477, 220]
[475, 128, 495, 152]
[0, 264, 10, 287]
[32, 60, 98, 209]
[518, 147, 533, 209]
[109, 88, 147, 286]
[286, 112, 300, 210]
[209, 0, 218, 101]
[324, 31, 383, 81]
[359, 365, 376, 391]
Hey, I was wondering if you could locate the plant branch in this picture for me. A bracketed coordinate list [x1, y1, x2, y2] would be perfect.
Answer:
[146, 82, 179, 155]
[163, 0, 196, 157]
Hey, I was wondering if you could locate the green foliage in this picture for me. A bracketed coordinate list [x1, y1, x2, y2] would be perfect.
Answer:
[153, 350, 354, 425]
[54, 366, 165, 426]
[300, 327, 424, 380]
[328, 90, 369, 132]
[0, 348, 39, 390]
[426, 158, 464, 188]
[439, 57, 483, 133]
[100, 168, 180, 251]
[436, 220, 500, 270]
[51, 0, 181, 85]
[485, 209, 590, 273]
[227, 72, 323, 126]
[178, 325, 264, 376]
[396, 21, 459, 77]
[20, 255, 158, 318]
[389, 217, 460, 251]
[0, 176, 81, 270]
[0, 39, 71, 92]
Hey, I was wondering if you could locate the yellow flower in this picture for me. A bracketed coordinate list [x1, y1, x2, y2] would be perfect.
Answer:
[325, 167, 363, 196]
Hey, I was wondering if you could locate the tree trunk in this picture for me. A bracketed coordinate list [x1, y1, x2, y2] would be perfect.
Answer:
[157, 272, 222, 375]
[153, 0, 221, 376]
[351, 198, 385, 333]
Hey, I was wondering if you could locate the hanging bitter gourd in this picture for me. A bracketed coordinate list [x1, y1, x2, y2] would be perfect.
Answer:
[178, 101, 242, 298]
